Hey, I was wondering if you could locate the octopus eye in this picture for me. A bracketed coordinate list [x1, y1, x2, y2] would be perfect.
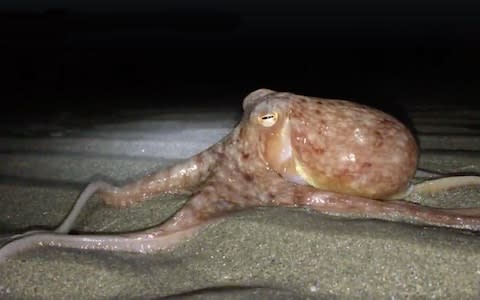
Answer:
[258, 112, 278, 127]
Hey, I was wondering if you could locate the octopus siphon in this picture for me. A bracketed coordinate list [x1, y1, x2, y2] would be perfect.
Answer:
[1, 88, 480, 262]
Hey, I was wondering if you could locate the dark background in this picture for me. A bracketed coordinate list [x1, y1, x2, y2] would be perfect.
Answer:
[2, 2, 480, 120]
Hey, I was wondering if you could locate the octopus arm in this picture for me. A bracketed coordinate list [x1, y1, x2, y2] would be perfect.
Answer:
[294, 187, 480, 231]
[0, 184, 243, 262]
[0, 222, 216, 263]
[99, 144, 222, 208]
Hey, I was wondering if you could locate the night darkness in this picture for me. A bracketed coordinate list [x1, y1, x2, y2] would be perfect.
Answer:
[2, 2, 480, 119]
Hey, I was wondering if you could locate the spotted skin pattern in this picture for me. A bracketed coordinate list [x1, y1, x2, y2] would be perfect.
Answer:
[288, 95, 417, 199]
[1, 89, 479, 261]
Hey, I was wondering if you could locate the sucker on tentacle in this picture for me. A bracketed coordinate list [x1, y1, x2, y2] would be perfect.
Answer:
[1, 88, 480, 263]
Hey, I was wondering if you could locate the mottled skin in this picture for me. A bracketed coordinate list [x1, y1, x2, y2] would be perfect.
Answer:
[1, 89, 480, 260]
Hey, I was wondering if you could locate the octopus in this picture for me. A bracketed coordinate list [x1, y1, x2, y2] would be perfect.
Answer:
[1, 88, 480, 261]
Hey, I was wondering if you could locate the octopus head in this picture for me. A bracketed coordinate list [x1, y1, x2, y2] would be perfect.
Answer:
[244, 88, 418, 199]
[243, 89, 311, 186]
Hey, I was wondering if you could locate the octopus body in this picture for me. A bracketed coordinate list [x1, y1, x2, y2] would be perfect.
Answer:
[1, 88, 480, 260]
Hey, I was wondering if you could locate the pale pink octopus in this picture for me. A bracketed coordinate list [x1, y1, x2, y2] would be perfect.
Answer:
[1, 88, 480, 261]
